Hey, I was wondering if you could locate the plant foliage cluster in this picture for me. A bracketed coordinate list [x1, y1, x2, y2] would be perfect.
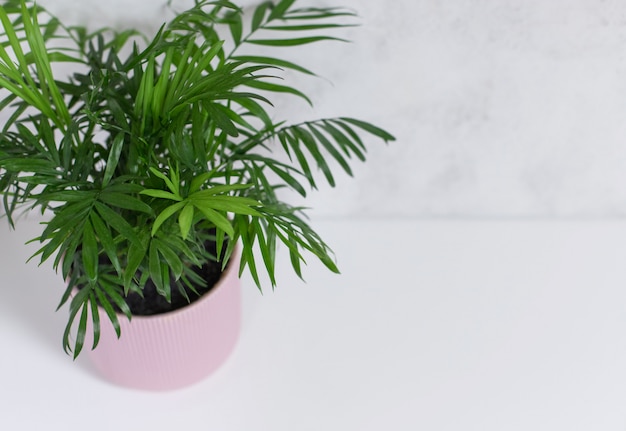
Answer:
[0, 0, 394, 357]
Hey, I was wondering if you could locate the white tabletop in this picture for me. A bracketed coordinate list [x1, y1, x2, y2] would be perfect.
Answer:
[1, 218, 626, 430]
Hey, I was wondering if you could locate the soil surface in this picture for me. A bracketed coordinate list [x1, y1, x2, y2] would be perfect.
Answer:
[124, 257, 225, 315]
[77, 240, 229, 315]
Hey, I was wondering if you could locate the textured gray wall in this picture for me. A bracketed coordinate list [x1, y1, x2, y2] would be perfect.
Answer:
[35, 0, 626, 218]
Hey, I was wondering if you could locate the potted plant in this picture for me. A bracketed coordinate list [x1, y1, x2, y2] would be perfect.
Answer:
[0, 0, 394, 389]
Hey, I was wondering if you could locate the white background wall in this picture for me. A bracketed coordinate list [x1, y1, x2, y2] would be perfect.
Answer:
[36, 0, 626, 219]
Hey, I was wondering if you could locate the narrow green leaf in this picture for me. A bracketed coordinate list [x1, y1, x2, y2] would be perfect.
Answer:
[192, 196, 262, 216]
[247, 36, 347, 47]
[140, 54, 155, 125]
[205, 102, 239, 137]
[253, 218, 276, 286]
[193, 204, 234, 237]
[98, 192, 153, 214]
[36, 190, 97, 203]
[288, 236, 304, 280]
[95, 287, 121, 338]
[189, 172, 214, 194]
[266, 163, 307, 196]
[149, 241, 165, 298]
[90, 211, 121, 275]
[339, 117, 396, 142]
[89, 292, 101, 350]
[148, 167, 178, 194]
[320, 253, 340, 274]
[32, 226, 72, 265]
[39, 200, 92, 241]
[36, 117, 61, 166]
[40, 51, 85, 63]
[152, 47, 173, 120]
[102, 134, 124, 187]
[100, 280, 132, 320]
[264, 23, 356, 31]
[0, 158, 57, 173]
[282, 9, 356, 21]
[62, 286, 90, 355]
[232, 55, 315, 75]
[236, 215, 260, 286]
[61, 232, 82, 282]
[56, 280, 75, 312]
[153, 238, 183, 280]
[167, 235, 201, 266]
[140, 189, 183, 201]
[245, 79, 312, 106]
[191, 183, 251, 196]
[252, 1, 271, 30]
[234, 96, 273, 128]
[43, 17, 60, 40]
[178, 203, 194, 239]
[73, 297, 89, 359]
[161, 264, 171, 302]
[151, 201, 186, 236]
[94, 202, 141, 247]
[0, 93, 16, 112]
[268, 0, 297, 20]
[215, 226, 226, 265]
[82, 219, 98, 283]
[226, 11, 243, 45]
[124, 240, 147, 294]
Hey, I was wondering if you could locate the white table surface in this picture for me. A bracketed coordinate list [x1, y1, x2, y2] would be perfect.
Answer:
[1, 218, 626, 430]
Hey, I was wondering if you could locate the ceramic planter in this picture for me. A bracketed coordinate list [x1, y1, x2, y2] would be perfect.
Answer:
[85, 251, 241, 391]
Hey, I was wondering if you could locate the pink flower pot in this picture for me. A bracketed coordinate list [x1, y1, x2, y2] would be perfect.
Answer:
[86, 251, 241, 391]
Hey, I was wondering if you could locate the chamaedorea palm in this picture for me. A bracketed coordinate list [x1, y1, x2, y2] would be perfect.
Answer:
[0, 0, 394, 357]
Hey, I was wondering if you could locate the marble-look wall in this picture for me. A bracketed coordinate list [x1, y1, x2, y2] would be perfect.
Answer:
[29, 0, 626, 218]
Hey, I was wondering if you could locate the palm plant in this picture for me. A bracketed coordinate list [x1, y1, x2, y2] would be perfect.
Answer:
[0, 0, 394, 357]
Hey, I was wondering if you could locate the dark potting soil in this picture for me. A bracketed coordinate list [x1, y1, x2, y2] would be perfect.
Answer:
[77, 240, 229, 316]
[124, 256, 226, 315]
